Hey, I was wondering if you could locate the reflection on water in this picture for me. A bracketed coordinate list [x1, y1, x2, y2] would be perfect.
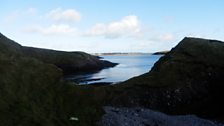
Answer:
[66, 54, 162, 84]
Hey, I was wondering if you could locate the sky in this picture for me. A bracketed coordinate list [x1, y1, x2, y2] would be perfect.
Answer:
[0, 0, 224, 53]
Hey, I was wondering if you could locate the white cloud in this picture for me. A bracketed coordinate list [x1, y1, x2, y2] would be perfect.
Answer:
[25, 24, 77, 35]
[85, 15, 142, 38]
[46, 8, 81, 22]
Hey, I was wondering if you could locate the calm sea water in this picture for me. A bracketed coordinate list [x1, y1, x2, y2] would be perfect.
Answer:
[66, 54, 162, 84]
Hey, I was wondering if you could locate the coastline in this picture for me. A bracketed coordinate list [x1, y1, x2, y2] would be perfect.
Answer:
[93, 52, 152, 56]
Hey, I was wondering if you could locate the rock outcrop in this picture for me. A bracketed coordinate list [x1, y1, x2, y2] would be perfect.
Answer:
[103, 37, 224, 119]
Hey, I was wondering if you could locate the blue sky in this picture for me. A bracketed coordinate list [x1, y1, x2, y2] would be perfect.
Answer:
[1, 0, 224, 53]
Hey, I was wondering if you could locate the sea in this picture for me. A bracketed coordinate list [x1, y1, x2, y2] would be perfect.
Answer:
[65, 54, 162, 84]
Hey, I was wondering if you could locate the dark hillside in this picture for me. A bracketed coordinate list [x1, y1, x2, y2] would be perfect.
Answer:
[0, 33, 110, 126]
[101, 37, 224, 119]
[22, 47, 117, 74]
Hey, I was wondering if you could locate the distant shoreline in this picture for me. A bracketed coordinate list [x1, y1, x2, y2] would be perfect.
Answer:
[92, 51, 169, 56]
[92, 52, 152, 56]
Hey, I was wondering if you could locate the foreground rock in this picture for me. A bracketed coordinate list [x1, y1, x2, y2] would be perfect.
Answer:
[101, 37, 224, 120]
[0, 32, 107, 126]
[99, 106, 223, 126]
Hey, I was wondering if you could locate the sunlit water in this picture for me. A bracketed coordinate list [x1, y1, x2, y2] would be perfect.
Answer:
[66, 54, 162, 84]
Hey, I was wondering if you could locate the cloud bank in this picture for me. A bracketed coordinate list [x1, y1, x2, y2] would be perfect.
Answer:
[22, 8, 175, 43]
[85, 15, 142, 38]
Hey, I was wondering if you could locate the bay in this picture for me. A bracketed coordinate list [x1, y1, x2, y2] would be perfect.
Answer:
[66, 54, 162, 84]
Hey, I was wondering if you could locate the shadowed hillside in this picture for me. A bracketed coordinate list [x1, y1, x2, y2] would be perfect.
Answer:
[22, 47, 117, 75]
[100, 37, 224, 119]
[0, 32, 23, 55]
[0, 32, 117, 75]
[0, 33, 114, 126]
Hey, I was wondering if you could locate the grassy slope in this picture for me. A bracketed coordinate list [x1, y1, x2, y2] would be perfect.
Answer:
[0, 33, 105, 126]
[0, 53, 64, 126]
[0, 54, 105, 126]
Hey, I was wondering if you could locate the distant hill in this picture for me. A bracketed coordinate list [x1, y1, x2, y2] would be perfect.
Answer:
[0, 32, 117, 75]
[93, 52, 151, 56]
[22, 46, 117, 74]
